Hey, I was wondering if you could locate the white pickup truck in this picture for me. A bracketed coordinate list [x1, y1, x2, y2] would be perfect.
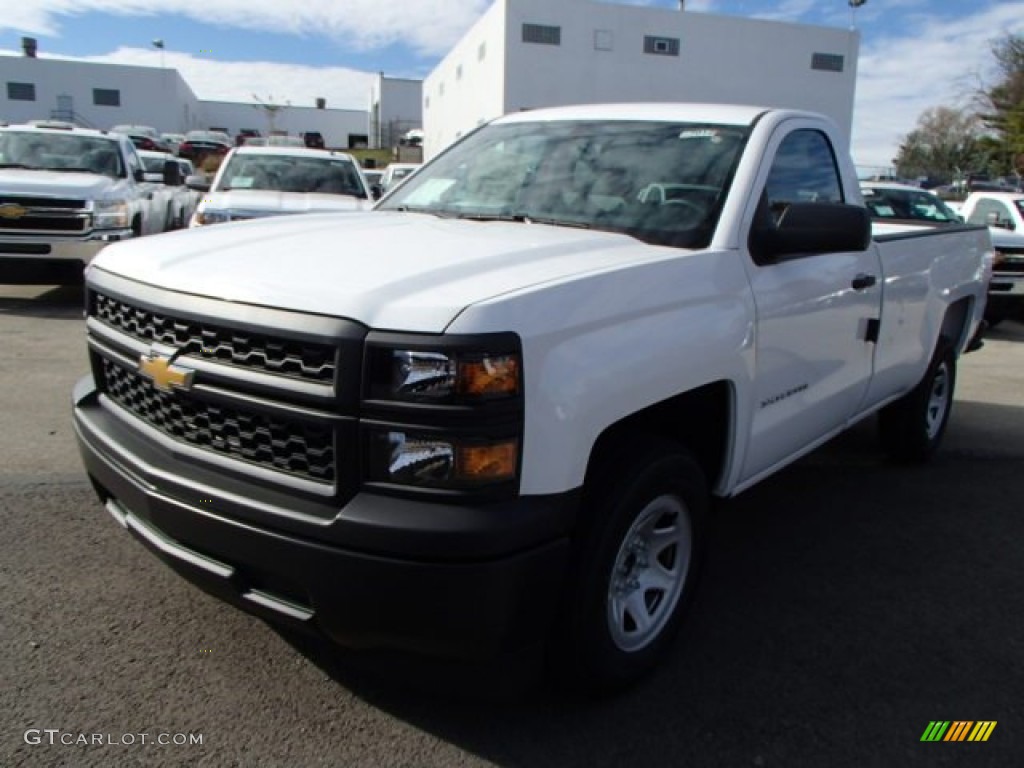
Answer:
[73, 104, 991, 692]
[0, 121, 181, 284]
[954, 191, 1024, 325]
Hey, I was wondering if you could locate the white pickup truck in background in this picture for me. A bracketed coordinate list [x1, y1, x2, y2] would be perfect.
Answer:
[953, 191, 1024, 326]
[0, 121, 181, 284]
[73, 103, 991, 692]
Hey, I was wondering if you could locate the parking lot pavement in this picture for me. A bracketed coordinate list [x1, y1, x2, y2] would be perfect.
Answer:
[2, 284, 1022, 767]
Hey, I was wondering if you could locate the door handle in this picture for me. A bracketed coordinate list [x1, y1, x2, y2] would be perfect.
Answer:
[851, 273, 877, 290]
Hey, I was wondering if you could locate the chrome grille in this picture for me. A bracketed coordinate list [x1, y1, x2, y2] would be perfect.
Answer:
[102, 358, 335, 483]
[997, 248, 1024, 274]
[0, 195, 85, 209]
[95, 293, 336, 383]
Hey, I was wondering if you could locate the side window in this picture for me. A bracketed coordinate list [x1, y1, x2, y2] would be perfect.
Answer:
[763, 129, 843, 223]
[122, 141, 141, 180]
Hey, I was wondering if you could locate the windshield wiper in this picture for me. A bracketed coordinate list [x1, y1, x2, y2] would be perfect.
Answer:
[525, 216, 593, 230]
[0, 163, 33, 169]
[452, 212, 530, 223]
[449, 211, 595, 230]
[45, 167, 96, 174]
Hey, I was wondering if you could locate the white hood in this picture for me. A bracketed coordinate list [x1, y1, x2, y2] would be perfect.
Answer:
[92, 211, 650, 332]
[201, 189, 367, 217]
[0, 169, 113, 198]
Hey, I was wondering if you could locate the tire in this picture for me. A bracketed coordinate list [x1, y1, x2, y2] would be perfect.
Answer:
[983, 296, 1011, 328]
[879, 339, 956, 462]
[551, 440, 707, 693]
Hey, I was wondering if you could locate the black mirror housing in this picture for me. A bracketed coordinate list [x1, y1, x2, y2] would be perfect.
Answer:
[162, 159, 183, 187]
[751, 202, 871, 262]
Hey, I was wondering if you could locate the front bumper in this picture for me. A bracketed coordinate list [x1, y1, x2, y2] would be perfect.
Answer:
[73, 375, 576, 661]
[0, 229, 135, 283]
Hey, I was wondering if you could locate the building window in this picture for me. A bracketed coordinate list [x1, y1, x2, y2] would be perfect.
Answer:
[478, 41, 487, 61]
[7, 82, 36, 101]
[93, 88, 120, 107]
[522, 24, 561, 46]
[644, 36, 680, 56]
[439, 81, 444, 96]
[456, 64, 463, 81]
[811, 53, 844, 72]
[594, 30, 613, 52]
[424, 95, 430, 109]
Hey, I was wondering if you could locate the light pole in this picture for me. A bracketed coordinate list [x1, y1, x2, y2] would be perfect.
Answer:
[152, 38, 165, 68]
[848, 0, 867, 29]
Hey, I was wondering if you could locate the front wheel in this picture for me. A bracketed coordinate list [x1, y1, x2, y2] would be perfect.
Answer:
[879, 340, 956, 462]
[552, 441, 707, 692]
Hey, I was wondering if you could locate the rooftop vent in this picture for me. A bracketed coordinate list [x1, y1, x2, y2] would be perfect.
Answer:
[22, 37, 38, 58]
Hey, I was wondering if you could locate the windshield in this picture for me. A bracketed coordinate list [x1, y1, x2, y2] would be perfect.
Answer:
[0, 130, 123, 176]
[215, 153, 367, 197]
[862, 187, 961, 224]
[140, 155, 168, 173]
[378, 119, 750, 249]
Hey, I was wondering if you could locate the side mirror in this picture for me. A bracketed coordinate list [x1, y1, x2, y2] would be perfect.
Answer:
[185, 174, 211, 193]
[163, 159, 183, 187]
[371, 184, 382, 201]
[133, 168, 146, 183]
[750, 202, 871, 262]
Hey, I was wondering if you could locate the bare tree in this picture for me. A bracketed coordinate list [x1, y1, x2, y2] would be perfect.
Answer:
[894, 106, 984, 184]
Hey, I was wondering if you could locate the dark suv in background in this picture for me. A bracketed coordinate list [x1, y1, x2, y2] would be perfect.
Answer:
[301, 131, 325, 149]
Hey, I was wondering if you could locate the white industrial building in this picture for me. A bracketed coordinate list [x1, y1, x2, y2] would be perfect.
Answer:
[0, 42, 418, 150]
[2, 1, 859, 157]
[423, 0, 860, 159]
[370, 75, 424, 150]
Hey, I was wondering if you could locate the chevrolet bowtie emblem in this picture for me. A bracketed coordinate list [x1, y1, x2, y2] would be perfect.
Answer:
[138, 352, 195, 392]
[0, 203, 28, 219]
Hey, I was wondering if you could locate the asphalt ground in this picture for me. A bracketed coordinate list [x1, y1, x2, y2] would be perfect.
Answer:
[2, 283, 1022, 768]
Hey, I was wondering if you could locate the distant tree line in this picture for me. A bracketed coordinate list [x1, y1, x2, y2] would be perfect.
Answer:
[893, 33, 1024, 190]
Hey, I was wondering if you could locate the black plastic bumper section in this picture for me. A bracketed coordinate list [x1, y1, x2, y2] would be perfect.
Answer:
[73, 375, 577, 661]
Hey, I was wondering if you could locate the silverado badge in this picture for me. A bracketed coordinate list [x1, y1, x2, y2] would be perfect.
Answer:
[0, 203, 28, 219]
[138, 351, 195, 393]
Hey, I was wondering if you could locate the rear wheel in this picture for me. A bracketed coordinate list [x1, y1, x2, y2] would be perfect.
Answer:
[552, 440, 707, 692]
[879, 339, 956, 462]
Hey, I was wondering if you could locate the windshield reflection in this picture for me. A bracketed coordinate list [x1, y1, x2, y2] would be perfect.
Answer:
[379, 120, 749, 249]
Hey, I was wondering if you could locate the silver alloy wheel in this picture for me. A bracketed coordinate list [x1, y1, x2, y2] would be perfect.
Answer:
[607, 494, 692, 653]
[925, 361, 951, 440]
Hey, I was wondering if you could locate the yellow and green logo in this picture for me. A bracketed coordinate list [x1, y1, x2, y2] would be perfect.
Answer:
[920, 721, 997, 742]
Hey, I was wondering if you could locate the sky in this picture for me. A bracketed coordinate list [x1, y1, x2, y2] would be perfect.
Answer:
[0, 0, 1022, 169]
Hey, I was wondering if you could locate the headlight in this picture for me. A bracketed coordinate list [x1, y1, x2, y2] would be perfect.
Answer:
[362, 334, 523, 493]
[367, 348, 521, 403]
[367, 430, 519, 489]
[92, 200, 130, 229]
[194, 208, 231, 226]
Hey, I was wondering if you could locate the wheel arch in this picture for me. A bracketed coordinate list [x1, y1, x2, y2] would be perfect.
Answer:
[939, 296, 973, 355]
[581, 380, 734, 506]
